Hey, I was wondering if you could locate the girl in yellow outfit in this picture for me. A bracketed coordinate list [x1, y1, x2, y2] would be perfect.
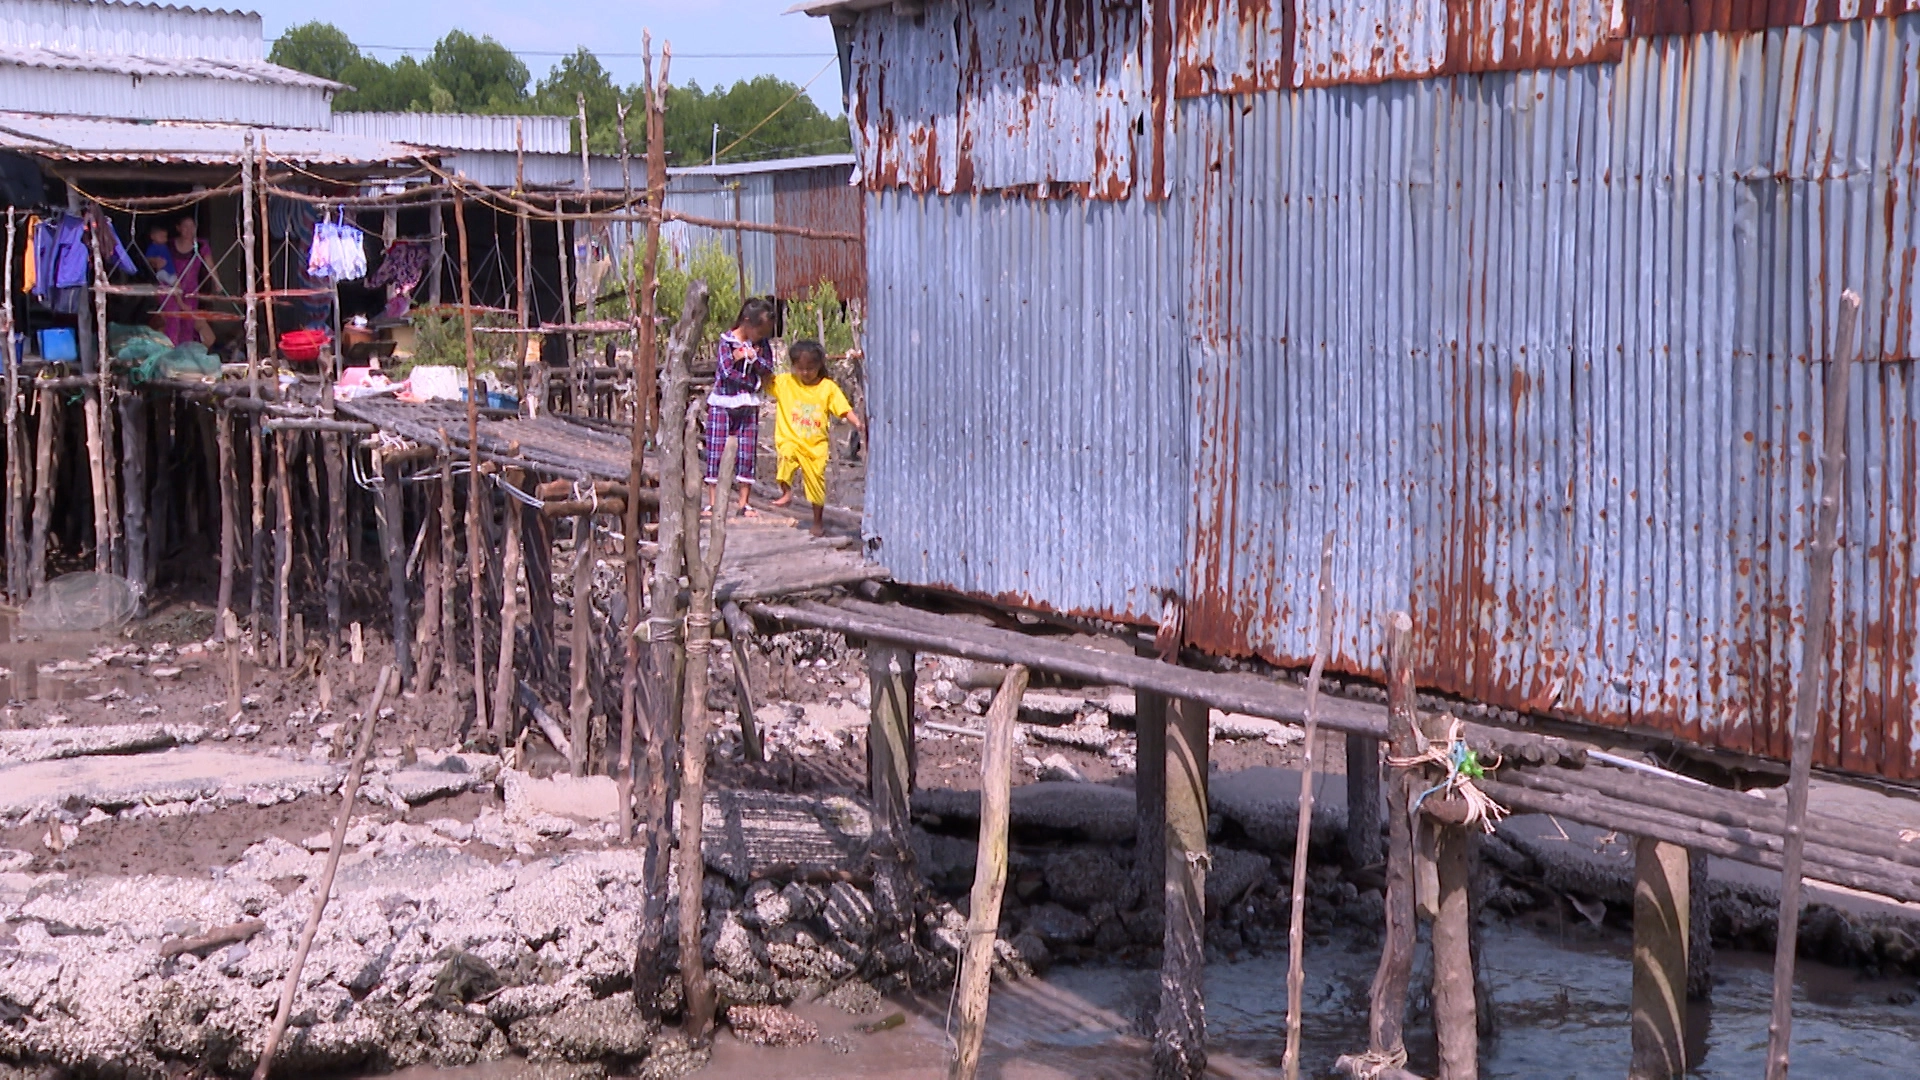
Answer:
[768, 339, 865, 536]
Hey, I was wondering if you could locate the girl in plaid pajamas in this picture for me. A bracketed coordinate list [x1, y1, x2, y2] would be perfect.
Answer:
[705, 298, 777, 516]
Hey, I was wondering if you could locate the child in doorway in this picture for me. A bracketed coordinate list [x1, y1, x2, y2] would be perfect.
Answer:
[705, 298, 777, 515]
[769, 338, 865, 537]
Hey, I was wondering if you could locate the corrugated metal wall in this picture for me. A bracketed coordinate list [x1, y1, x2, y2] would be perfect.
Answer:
[774, 166, 866, 301]
[330, 113, 574, 155]
[663, 173, 777, 295]
[865, 187, 1189, 620]
[852, 1, 1920, 778]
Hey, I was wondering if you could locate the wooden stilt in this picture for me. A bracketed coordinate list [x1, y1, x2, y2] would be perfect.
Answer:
[492, 470, 524, 747]
[949, 664, 1031, 1080]
[440, 454, 459, 695]
[26, 388, 56, 595]
[1687, 852, 1713, 1001]
[417, 490, 444, 691]
[614, 81, 656, 848]
[1154, 696, 1210, 1080]
[675, 435, 736, 1041]
[1336, 612, 1422, 1080]
[377, 452, 413, 688]
[3, 210, 22, 606]
[149, 394, 175, 588]
[569, 513, 593, 776]
[249, 413, 265, 652]
[1430, 817, 1477, 1080]
[635, 249, 707, 1019]
[554, 211, 576, 414]
[1632, 838, 1691, 1080]
[1765, 291, 1860, 1080]
[83, 205, 119, 578]
[719, 603, 764, 763]
[523, 506, 554, 685]
[119, 392, 149, 607]
[1347, 733, 1383, 867]
[454, 196, 489, 733]
[1135, 689, 1168, 904]
[274, 433, 292, 668]
[1282, 535, 1337, 1080]
[867, 643, 916, 940]
[324, 433, 345, 655]
[216, 410, 236, 634]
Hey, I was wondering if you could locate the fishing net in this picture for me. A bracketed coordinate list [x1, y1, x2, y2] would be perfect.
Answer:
[19, 572, 139, 633]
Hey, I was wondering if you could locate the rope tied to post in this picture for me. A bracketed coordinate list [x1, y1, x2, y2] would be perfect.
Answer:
[642, 616, 679, 643]
[1339, 1047, 1410, 1080]
[1390, 716, 1509, 833]
[683, 611, 713, 654]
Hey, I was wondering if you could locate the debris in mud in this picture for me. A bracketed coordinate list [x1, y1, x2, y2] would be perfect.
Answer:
[726, 1003, 821, 1046]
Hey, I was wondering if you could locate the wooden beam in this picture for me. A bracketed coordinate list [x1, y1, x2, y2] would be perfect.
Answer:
[868, 642, 916, 943]
[1134, 689, 1167, 904]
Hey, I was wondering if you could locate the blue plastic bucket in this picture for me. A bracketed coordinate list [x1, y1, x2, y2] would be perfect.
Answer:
[37, 328, 77, 362]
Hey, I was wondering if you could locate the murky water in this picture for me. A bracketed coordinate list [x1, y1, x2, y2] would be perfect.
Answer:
[381, 916, 1920, 1078]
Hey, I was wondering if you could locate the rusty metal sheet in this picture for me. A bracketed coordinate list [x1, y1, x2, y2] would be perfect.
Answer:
[772, 164, 868, 301]
[1178, 19, 1920, 779]
[847, 0, 1158, 200]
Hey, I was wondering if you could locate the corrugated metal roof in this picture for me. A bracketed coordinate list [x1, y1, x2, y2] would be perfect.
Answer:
[331, 112, 573, 155]
[670, 153, 855, 178]
[0, 0, 262, 62]
[854, 11, 1920, 780]
[773, 163, 864, 300]
[0, 110, 424, 164]
[0, 1, 337, 128]
[438, 149, 638, 191]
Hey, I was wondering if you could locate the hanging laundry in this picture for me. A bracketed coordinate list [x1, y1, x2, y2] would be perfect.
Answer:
[29, 212, 134, 314]
[307, 216, 367, 281]
[573, 231, 614, 308]
[366, 240, 430, 292]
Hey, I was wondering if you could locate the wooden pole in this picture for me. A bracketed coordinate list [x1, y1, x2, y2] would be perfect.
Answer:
[82, 215, 111, 577]
[569, 512, 593, 776]
[635, 267, 705, 1018]
[676, 434, 736, 1041]
[1430, 807, 1477, 1080]
[1282, 533, 1337, 1080]
[257, 135, 278, 361]
[273, 434, 291, 667]
[440, 453, 459, 695]
[1336, 611, 1422, 1080]
[417, 489, 444, 691]
[868, 642, 916, 940]
[427, 198, 445, 309]
[515, 121, 531, 409]
[1765, 288, 1861, 1080]
[493, 470, 524, 746]
[2, 210, 19, 605]
[216, 409, 236, 641]
[119, 388, 149, 604]
[376, 451, 413, 688]
[1631, 838, 1691, 1079]
[455, 194, 489, 732]
[249, 423, 266, 652]
[251, 666, 392, 1080]
[1347, 732, 1383, 868]
[719, 602, 764, 762]
[1154, 695, 1210, 1080]
[325, 434, 346, 656]
[949, 664, 1032, 1080]
[618, 43, 668, 849]
[26, 388, 55, 594]
[1135, 689, 1168, 904]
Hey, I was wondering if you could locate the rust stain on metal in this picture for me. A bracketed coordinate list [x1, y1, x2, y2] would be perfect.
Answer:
[771, 165, 867, 301]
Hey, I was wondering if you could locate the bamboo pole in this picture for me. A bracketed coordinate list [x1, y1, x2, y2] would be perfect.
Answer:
[1282, 534, 1336, 1080]
[676, 434, 736, 1041]
[614, 87, 651, 843]
[1429, 800, 1477, 1080]
[492, 470, 524, 747]
[257, 135, 278, 361]
[251, 665, 392, 1080]
[455, 194, 489, 733]
[376, 450, 413, 688]
[1154, 695, 1210, 1080]
[949, 664, 1032, 1080]
[1766, 289, 1861, 1080]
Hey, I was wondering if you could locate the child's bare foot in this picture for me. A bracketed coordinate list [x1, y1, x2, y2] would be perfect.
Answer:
[810, 507, 826, 538]
[770, 487, 793, 508]
[809, 521, 827, 538]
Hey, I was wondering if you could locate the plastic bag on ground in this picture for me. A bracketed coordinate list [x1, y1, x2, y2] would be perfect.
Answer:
[20, 572, 139, 632]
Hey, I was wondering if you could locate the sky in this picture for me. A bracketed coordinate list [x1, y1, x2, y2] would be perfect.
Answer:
[242, 0, 846, 116]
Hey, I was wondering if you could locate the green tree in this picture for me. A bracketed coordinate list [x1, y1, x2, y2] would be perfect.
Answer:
[424, 30, 530, 112]
[533, 48, 634, 154]
[664, 76, 850, 166]
[270, 21, 358, 82]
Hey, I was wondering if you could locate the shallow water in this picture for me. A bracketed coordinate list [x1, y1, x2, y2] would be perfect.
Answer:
[378, 917, 1920, 1078]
